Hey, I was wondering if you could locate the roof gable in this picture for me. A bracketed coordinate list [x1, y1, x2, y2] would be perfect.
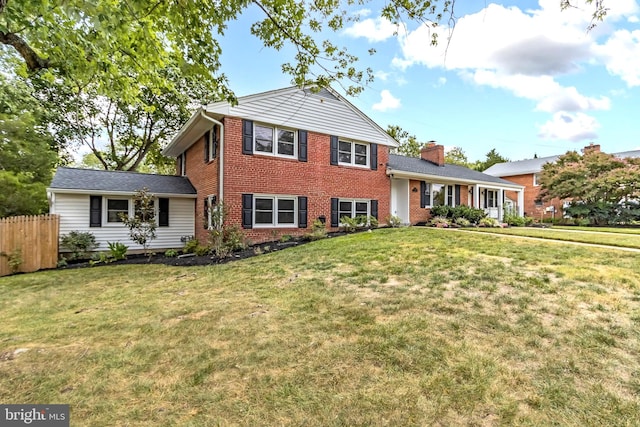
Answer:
[483, 155, 559, 177]
[48, 167, 197, 196]
[163, 86, 398, 157]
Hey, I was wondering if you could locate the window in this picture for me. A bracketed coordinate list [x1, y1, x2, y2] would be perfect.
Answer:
[179, 152, 187, 176]
[424, 183, 457, 207]
[254, 124, 296, 158]
[486, 190, 498, 208]
[338, 140, 369, 167]
[107, 199, 129, 223]
[205, 127, 217, 162]
[533, 173, 540, 186]
[253, 195, 297, 227]
[338, 199, 370, 221]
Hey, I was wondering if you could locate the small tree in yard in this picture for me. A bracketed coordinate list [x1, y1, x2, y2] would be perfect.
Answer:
[121, 188, 156, 256]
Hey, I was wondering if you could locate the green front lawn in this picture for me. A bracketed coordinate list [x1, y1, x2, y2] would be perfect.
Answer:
[1, 228, 639, 426]
[465, 226, 640, 249]
[552, 225, 640, 234]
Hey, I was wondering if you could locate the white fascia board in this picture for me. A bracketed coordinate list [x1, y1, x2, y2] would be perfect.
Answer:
[386, 169, 525, 190]
[162, 107, 213, 158]
[47, 188, 198, 198]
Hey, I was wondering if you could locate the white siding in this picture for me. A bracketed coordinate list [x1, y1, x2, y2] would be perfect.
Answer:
[53, 193, 195, 252]
[207, 88, 397, 146]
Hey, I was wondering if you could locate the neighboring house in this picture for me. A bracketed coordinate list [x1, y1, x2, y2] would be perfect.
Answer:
[484, 144, 640, 219]
[162, 86, 398, 244]
[387, 144, 525, 224]
[48, 167, 197, 252]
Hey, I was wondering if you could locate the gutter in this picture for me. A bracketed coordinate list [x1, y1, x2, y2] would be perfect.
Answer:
[199, 110, 225, 202]
[386, 169, 525, 190]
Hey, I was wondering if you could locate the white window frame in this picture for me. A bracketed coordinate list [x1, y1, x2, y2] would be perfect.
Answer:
[486, 190, 498, 208]
[206, 129, 216, 163]
[180, 152, 187, 176]
[338, 140, 369, 168]
[338, 199, 370, 223]
[425, 183, 456, 208]
[533, 173, 540, 186]
[103, 197, 160, 226]
[253, 123, 297, 159]
[104, 197, 131, 226]
[253, 195, 298, 228]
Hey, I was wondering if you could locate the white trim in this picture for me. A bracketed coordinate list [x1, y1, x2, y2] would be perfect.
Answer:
[104, 197, 131, 226]
[47, 189, 197, 199]
[387, 169, 525, 191]
[338, 140, 370, 168]
[252, 194, 298, 228]
[253, 123, 298, 159]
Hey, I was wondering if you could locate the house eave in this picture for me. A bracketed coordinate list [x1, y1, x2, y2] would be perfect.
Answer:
[46, 188, 198, 198]
[162, 108, 220, 158]
[386, 169, 525, 190]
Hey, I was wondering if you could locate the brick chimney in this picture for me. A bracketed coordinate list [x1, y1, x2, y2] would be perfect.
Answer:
[583, 143, 601, 154]
[421, 141, 445, 166]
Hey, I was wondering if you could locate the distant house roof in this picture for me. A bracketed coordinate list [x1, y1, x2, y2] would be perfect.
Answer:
[163, 85, 399, 158]
[484, 148, 640, 177]
[48, 167, 197, 197]
[387, 154, 524, 189]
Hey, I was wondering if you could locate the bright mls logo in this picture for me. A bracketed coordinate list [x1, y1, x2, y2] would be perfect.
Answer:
[1, 405, 69, 426]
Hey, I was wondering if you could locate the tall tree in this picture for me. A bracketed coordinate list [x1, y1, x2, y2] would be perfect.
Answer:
[444, 146, 469, 167]
[473, 149, 509, 171]
[387, 125, 427, 158]
[0, 74, 57, 217]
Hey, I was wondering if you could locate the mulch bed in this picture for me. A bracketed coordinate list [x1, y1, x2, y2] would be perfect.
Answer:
[60, 232, 349, 269]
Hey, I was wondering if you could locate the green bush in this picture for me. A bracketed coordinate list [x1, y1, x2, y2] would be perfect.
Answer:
[183, 238, 199, 254]
[430, 205, 450, 218]
[454, 217, 471, 227]
[386, 215, 402, 228]
[504, 214, 533, 227]
[305, 219, 327, 241]
[430, 205, 486, 224]
[107, 241, 128, 260]
[479, 217, 501, 227]
[60, 231, 98, 260]
[429, 216, 451, 228]
[164, 249, 178, 257]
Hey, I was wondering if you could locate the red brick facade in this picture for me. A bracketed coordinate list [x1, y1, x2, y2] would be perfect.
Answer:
[181, 116, 391, 244]
[503, 174, 563, 220]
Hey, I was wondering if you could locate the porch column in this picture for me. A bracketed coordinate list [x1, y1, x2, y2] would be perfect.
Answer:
[473, 185, 480, 209]
[498, 189, 504, 221]
[517, 190, 524, 217]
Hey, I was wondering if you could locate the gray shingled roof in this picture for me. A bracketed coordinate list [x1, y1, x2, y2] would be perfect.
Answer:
[483, 155, 559, 177]
[388, 154, 522, 187]
[49, 167, 197, 195]
[484, 149, 640, 177]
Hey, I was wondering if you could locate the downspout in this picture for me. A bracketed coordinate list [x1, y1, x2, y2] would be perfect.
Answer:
[199, 110, 225, 202]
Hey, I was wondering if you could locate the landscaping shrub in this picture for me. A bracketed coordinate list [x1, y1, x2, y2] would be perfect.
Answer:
[429, 216, 451, 228]
[479, 217, 501, 227]
[386, 215, 402, 228]
[60, 231, 98, 260]
[504, 213, 533, 227]
[107, 241, 128, 261]
[304, 219, 328, 241]
[454, 217, 471, 227]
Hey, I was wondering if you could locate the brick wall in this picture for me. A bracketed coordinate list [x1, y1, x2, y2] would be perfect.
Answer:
[187, 116, 391, 244]
[407, 180, 470, 224]
[178, 130, 220, 241]
[502, 174, 564, 220]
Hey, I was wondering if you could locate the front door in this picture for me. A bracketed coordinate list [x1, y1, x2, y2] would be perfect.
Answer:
[390, 178, 410, 224]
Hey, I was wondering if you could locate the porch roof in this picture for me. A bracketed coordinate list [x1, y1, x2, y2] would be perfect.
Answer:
[387, 154, 524, 189]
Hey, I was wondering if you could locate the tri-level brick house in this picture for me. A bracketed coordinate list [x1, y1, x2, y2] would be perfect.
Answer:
[162, 86, 398, 244]
[162, 86, 524, 244]
[48, 86, 525, 252]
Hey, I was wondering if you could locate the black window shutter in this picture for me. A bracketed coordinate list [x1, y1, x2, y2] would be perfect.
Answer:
[159, 198, 169, 227]
[330, 198, 339, 227]
[371, 200, 378, 220]
[420, 181, 427, 208]
[370, 143, 378, 170]
[242, 120, 253, 155]
[182, 152, 187, 175]
[242, 194, 253, 229]
[90, 196, 101, 227]
[330, 136, 338, 165]
[298, 196, 308, 228]
[176, 156, 182, 176]
[455, 185, 461, 206]
[298, 130, 308, 162]
[204, 131, 210, 162]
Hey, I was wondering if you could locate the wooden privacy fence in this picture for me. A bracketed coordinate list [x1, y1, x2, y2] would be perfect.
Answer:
[0, 214, 59, 276]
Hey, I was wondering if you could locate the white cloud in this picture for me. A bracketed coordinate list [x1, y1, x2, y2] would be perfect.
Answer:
[343, 17, 400, 42]
[593, 29, 640, 86]
[434, 77, 447, 87]
[375, 70, 390, 81]
[372, 90, 401, 111]
[538, 112, 600, 141]
[629, 15, 640, 23]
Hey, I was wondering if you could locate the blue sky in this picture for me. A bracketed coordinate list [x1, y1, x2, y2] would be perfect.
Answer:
[217, 0, 640, 163]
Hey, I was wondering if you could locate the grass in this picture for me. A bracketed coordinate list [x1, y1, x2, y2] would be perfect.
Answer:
[1, 228, 640, 426]
[463, 226, 640, 249]
[552, 225, 640, 235]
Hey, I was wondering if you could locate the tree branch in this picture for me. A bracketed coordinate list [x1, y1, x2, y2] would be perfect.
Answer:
[0, 31, 50, 71]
